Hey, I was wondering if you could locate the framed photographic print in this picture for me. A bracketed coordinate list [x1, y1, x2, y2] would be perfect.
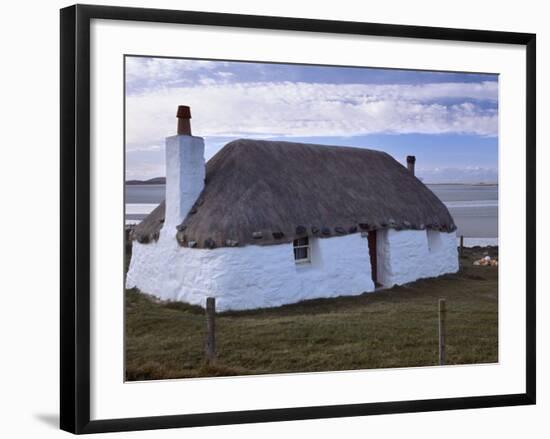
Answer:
[60, 4, 536, 434]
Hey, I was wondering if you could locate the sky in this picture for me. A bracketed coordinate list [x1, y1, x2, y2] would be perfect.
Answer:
[125, 56, 498, 183]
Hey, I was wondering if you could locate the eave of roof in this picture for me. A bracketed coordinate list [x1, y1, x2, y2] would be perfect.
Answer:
[132, 139, 456, 248]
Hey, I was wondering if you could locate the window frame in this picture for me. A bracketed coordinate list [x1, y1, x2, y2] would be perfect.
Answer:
[426, 229, 442, 252]
[293, 237, 311, 264]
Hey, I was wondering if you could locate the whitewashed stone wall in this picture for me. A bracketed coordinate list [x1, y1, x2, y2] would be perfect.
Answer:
[126, 228, 458, 311]
[376, 229, 458, 288]
[163, 135, 205, 234]
[126, 233, 375, 311]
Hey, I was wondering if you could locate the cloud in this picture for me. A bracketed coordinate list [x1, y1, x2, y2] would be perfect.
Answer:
[216, 71, 234, 78]
[126, 80, 498, 147]
[417, 166, 498, 183]
[124, 161, 165, 180]
[126, 143, 162, 153]
[126, 57, 221, 92]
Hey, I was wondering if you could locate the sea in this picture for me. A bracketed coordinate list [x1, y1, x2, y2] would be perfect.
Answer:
[125, 183, 498, 246]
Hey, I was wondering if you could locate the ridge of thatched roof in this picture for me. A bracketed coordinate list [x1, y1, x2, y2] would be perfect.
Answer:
[132, 139, 456, 248]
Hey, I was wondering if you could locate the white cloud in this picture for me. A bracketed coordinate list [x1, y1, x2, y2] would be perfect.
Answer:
[417, 166, 498, 184]
[124, 161, 165, 180]
[126, 57, 219, 91]
[126, 143, 162, 153]
[126, 81, 498, 146]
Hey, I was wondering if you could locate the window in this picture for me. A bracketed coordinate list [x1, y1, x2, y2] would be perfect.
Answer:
[293, 237, 310, 263]
[427, 230, 442, 252]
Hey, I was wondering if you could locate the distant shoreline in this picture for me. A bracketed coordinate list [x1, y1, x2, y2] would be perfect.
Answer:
[426, 182, 498, 187]
[125, 177, 498, 186]
[126, 177, 166, 185]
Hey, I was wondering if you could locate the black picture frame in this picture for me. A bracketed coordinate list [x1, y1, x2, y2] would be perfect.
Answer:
[60, 4, 536, 434]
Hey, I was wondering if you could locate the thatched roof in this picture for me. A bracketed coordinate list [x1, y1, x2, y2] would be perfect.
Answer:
[132, 139, 456, 248]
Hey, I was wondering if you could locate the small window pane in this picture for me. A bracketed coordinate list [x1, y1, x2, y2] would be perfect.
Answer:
[294, 246, 308, 260]
[294, 237, 309, 247]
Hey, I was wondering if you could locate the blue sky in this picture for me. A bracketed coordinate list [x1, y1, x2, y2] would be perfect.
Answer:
[125, 56, 498, 183]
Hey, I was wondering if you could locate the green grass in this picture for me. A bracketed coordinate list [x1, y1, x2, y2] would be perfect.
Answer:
[125, 247, 498, 381]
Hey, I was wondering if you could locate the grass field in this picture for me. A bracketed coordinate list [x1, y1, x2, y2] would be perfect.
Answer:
[125, 246, 498, 381]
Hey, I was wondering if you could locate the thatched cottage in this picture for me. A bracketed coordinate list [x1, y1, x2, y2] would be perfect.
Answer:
[126, 106, 459, 311]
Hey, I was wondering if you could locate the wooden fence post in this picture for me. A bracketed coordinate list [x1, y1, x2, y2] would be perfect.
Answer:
[459, 235, 464, 257]
[439, 299, 446, 366]
[205, 297, 216, 365]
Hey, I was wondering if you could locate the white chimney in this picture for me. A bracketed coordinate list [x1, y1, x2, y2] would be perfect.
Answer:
[163, 105, 205, 237]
